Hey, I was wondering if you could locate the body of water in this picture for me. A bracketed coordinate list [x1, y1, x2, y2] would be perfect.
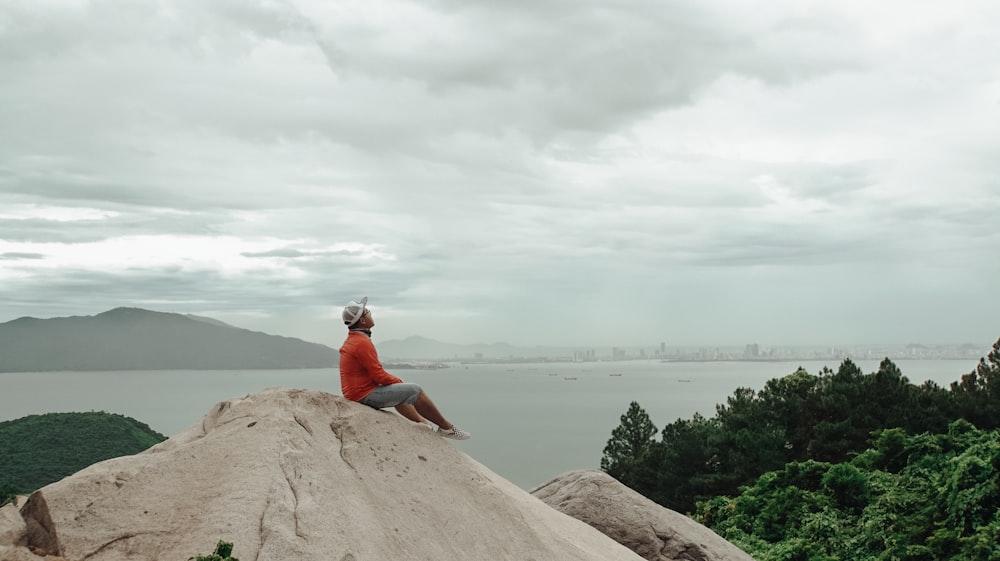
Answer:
[0, 358, 977, 489]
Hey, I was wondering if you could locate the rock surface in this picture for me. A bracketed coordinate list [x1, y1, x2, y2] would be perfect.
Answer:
[531, 470, 756, 561]
[3, 388, 643, 561]
[1, 502, 70, 561]
[1, 503, 26, 546]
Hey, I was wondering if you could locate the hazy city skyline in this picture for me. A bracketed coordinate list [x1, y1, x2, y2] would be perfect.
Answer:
[2, 1, 998, 349]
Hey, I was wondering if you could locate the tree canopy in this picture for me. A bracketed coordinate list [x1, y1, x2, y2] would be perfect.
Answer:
[698, 421, 1000, 561]
[600, 338, 1000, 515]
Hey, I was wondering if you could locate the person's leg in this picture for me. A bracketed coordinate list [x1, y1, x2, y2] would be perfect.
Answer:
[360, 384, 467, 438]
[415, 391, 470, 439]
[361, 384, 430, 426]
[412, 389, 454, 430]
[394, 403, 429, 424]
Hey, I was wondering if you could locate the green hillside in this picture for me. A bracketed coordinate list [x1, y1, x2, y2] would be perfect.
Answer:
[0, 307, 338, 372]
[0, 411, 167, 494]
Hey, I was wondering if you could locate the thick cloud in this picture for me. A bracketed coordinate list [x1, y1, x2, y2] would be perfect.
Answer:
[0, 0, 997, 347]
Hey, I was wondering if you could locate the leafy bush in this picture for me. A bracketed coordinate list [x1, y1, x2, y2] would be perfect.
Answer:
[821, 463, 868, 512]
[190, 541, 239, 561]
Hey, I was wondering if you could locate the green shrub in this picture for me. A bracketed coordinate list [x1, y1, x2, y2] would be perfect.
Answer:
[190, 541, 238, 561]
[821, 463, 868, 512]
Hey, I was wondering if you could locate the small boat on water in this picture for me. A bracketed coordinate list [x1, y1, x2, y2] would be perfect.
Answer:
[609, 373, 622, 377]
[678, 379, 692, 383]
[564, 376, 578, 381]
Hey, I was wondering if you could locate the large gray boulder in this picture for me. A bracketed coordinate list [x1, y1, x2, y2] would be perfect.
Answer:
[2, 388, 642, 561]
[531, 470, 755, 561]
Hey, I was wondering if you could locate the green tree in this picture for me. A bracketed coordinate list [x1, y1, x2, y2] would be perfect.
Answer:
[601, 401, 658, 488]
[758, 367, 822, 460]
[807, 360, 865, 462]
[867, 358, 915, 428]
[711, 387, 787, 497]
[951, 337, 1000, 429]
[650, 413, 721, 512]
[909, 380, 955, 434]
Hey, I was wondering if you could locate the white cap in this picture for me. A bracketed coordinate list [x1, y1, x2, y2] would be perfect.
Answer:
[342, 296, 368, 327]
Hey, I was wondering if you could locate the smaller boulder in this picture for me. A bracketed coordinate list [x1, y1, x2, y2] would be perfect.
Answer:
[531, 470, 754, 561]
[0, 505, 67, 561]
[0, 503, 27, 547]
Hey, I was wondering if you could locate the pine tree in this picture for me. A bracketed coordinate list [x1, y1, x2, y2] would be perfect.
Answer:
[601, 401, 658, 488]
[951, 337, 1000, 429]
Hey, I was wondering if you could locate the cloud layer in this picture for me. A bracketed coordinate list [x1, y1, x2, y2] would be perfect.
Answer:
[1, 0, 998, 347]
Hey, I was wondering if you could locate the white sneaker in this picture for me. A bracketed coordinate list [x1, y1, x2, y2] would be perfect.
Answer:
[438, 426, 471, 440]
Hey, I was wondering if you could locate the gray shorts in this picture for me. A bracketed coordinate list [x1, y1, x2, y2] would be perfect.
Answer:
[359, 383, 422, 409]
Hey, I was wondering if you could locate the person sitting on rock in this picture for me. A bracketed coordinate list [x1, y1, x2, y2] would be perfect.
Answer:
[339, 296, 471, 440]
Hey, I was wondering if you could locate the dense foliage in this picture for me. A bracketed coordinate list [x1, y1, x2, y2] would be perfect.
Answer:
[698, 421, 1000, 561]
[601, 338, 1000, 515]
[0, 411, 166, 494]
[0, 481, 15, 507]
[600, 337, 1000, 558]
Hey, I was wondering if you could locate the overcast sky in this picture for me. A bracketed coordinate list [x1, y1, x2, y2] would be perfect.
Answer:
[1, 0, 997, 349]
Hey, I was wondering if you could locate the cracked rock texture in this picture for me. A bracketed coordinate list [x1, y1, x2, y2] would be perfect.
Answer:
[531, 470, 756, 561]
[2, 388, 643, 561]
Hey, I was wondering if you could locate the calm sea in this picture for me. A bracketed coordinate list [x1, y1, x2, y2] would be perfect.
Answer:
[0, 359, 976, 489]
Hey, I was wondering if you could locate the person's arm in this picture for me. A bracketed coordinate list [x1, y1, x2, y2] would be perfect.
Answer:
[358, 339, 404, 386]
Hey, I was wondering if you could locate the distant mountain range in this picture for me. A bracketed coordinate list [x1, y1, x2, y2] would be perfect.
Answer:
[0, 307, 339, 372]
[6, 308, 985, 372]
[0, 307, 568, 372]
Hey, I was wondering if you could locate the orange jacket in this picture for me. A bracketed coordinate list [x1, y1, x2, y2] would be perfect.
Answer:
[339, 330, 403, 402]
